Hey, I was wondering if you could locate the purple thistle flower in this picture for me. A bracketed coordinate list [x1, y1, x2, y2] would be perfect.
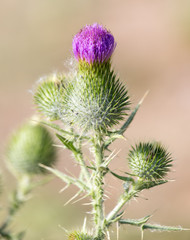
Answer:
[72, 23, 116, 64]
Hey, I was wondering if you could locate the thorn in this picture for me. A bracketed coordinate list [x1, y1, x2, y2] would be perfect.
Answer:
[102, 149, 121, 168]
[104, 194, 110, 200]
[137, 195, 148, 201]
[65, 168, 76, 178]
[58, 225, 68, 233]
[82, 217, 87, 232]
[64, 190, 82, 206]
[107, 230, 111, 240]
[141, 229, 144, 240]
[86, 211, 93, 215]
[39, 163, 47, 170]
[117, 221, 119, 240]
[72, 193, 89, 204]
[82, 202, 93, 206]
[59, 184, 69, 193]
[139, 90, 149, 105]
[52, 144, 64, 148]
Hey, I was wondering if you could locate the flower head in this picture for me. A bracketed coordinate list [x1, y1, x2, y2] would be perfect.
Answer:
[128, 142, 173, 183]
[72, 23, 116, 64]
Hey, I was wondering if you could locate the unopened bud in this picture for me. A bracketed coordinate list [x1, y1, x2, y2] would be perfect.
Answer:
[128, 142, 173, 185]
[6, 120, 56, 175]
[34, 73, 65, 120]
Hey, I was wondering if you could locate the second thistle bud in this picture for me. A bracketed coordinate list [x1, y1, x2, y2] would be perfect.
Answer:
[34, 73, 65, 121]
[6, 120, 56, 175]
[128, 142, 173, 188]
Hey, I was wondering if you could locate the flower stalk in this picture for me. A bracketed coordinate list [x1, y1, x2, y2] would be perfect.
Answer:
[0, 175, 32, 239]
[106, 188, 138, 225]
[91, 135, 105, 239]
[74, 150, 91, 184]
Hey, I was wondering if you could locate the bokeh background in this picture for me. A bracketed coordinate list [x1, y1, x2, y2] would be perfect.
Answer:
[1, 0, 190, 239]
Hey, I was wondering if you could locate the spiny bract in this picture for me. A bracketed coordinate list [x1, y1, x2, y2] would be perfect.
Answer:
[63, 62, 130, 133]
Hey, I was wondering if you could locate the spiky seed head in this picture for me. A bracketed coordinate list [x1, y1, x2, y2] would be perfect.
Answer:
[63, 62, 130, 133]
[72, 23, 116, 65]
[34, 73, 65, 120]
[128, 142, 173, 182]
[6, 120, 56, 175]
[68, 231, 93, 240]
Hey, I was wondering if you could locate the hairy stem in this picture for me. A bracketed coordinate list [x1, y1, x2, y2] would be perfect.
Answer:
[0, 175, 31, 238]
[92, 135, 105, 239]
[74, 150, 91, 184]
[106, 188, 138, 225]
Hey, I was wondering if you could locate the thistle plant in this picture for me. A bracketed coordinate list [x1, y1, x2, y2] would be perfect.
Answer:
[3, 23, 188, 240]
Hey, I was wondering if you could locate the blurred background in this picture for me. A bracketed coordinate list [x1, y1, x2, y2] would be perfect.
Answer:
[0, 0, 190, 239]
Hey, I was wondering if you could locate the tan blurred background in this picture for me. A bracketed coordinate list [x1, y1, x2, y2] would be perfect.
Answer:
[0, 0, 190, 239]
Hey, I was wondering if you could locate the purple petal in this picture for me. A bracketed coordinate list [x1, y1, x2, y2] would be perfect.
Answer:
[72, 23, 116, 64]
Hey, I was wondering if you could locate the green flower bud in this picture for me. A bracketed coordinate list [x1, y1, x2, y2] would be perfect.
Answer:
[34, 73, 65, 120]
[68, 231, 93, 240]
[6, 120, 56, 175]
[63, 62, 130, 133]
[128, 142, 173, 186]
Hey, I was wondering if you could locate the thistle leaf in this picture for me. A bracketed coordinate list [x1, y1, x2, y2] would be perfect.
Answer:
[40, 121, 89, 141]
[142, 224, 189, 232]
[40, 164, 89, 191]
[104, 91, 148, 148]
[104, 133, 125, 149]
[109, 211, 124, 224]
[119, 91, 149, 135]
[56, 134, 80, 154]
[119, 215, 152, 226]
[110, 170, 134, 183]
[119, 216, 189, 234]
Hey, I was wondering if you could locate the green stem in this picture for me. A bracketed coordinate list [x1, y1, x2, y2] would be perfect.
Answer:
[0, 175, 31, 238]
[106, 189, 138, 225]
[74, 150, 91, 184]
[92, 135, 105, 239]
[0, 229, 12, 240]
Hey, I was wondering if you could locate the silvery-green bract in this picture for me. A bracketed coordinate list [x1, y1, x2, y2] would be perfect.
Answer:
[63, 62, 130, 133]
